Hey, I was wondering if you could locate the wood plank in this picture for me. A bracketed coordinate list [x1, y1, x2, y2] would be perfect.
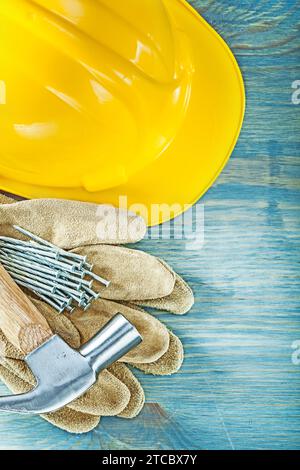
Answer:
[0, 0, 299, 450]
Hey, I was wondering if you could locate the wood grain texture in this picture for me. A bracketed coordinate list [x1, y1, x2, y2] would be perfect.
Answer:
[0, 265, 53, 354]
[0, 0, 299, 450]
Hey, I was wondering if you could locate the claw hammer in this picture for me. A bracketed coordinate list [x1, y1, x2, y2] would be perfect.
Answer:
[0, 264, 142, 414]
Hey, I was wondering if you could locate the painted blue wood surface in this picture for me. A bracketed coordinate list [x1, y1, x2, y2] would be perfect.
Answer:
[0, 0, 299, 450]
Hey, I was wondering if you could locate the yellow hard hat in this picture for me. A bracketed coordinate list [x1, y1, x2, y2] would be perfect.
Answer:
[0, 0, 245, 226]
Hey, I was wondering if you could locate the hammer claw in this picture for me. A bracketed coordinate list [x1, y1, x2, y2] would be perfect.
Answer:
[0, 315, 142, 414]
[0, 386, 44, 414]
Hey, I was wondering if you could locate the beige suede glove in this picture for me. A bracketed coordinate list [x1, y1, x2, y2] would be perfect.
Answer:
[0, 196, 194, 434]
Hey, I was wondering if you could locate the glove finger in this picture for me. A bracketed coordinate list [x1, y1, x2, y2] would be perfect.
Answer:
[132, 332, 184, 375]
[73, 246, 194, 314]
[0, 330, 23, 360]
[109, 363, 145, 419]
[71, 369, 131, 416]
[1, 357, 35, 384]
[0, 194, 21, 205]
[134, 271, 194, 315]
[2, 356, 131, 417]
[0, 364, 100, 434]
[43, 407, 100, 434]
[71, 299, 170, 364]
[73, 245, 175, 301]
[0, 197, 146, 247]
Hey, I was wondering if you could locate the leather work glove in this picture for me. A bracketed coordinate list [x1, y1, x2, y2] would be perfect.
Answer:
[0, 195, 194, 433]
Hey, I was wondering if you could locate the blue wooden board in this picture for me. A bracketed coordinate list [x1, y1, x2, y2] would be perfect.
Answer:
[0, 0, 300, 450]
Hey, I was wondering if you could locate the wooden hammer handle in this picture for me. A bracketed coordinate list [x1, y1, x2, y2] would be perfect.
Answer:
[0, 264, 53, 355]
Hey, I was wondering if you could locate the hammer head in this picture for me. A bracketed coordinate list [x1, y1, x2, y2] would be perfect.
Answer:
[0, 314, 142, 414]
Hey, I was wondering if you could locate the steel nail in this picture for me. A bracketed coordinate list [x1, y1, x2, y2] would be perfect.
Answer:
[34, 288, 71, 304]
[3, 228, 106, 313]
[1, 247, 77, 273]
[54, 287, 83, 304]
[54, 283, 84, 298]
[57, 271, 86, 283]
[13, 226, 60, 250]
[83, 303, 92, 312]
[66, 306, 75, 313]
[84, 270, 110, 287]
[13, 226, 88, 263]
[0, 241, 59, 260]
[10, 272, 56, 292]
[59, 252, 87, 265]
[33, 291, 66, 314]
[14, 278, 53, 294]
[0, 258, 60, 283]
[81, 285, 101, 299]
[0, 252, 59, 277]
[6, 267, 61, 292]
[16, 280, 71, 304]
[83, 262, 94, 271]
[56, 255, 83, 269]
[11, 240, 62, 260]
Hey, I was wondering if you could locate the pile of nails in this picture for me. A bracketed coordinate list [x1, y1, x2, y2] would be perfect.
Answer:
[0, 226, 110, 314]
